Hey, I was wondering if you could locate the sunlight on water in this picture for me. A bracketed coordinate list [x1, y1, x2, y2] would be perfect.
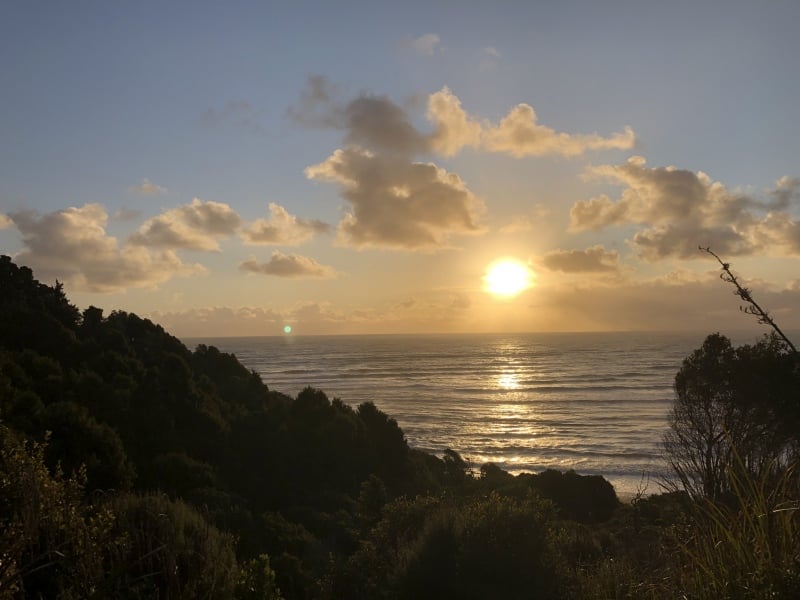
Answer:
[188, 332, 706, 496]
[496, 371, 520, 389]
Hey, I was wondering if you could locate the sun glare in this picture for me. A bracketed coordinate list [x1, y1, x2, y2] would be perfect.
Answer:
[484, 259, 534, 298]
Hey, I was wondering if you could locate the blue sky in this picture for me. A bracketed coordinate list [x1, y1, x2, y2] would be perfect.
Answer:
[2, 1, 799, 336]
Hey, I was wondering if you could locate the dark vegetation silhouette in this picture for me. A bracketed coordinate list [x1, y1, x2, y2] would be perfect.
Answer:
[659, 249, 800, 596]
[664, 250, 798, 501]
[1, 253, 798, 597]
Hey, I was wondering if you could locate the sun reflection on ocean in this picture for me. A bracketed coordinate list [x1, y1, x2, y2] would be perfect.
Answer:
[497, 371, 520, 389]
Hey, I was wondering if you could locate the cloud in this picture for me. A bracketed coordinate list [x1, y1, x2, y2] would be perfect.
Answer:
[569, 156, 800, 260]
[540, 245, 620, 273]
[478, 46, 501, 72]
[427, 87, 482, 156]
[239, 251, 337, 278]
[769, 176, 800, 210]
[293, 83, 637, 250]
[498, 206, 551, 234]
[483, 104, 636, 157]
[8, 204, 203, 293]
[290, 80, 428, 155]
[572, 156, 710, 229]
[450, 292, 471, 309]
[130, 198, 242, 251]
[290, 301, 345, 322]
[631, 223, 755, 262]
[241, 202, 330, 246]
[290, 79, 635, 161]
[292, 84, 428, 155]
[533, 274, 800, 333]
[393, 297, 417, 310]
[0, 213, 12, 229]
[408, 33, 441, 55]
[343, 94, 429, 156]
[306, 147, 485, 249]
[128, 178, 167, 195]
[499, 216, 534, 234]
[149, 306, 283, 338]
[287, 75, 342, 127]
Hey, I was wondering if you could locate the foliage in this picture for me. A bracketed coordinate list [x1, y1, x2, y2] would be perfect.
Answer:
[523, 469, 619, 523]
[673, 456, 800, 598]
[664, 333, 799, 500]
[13, 254, 757, 597]
[237, 554, 283, 600]
[101, 492, 239, 598]
[0, 426, 113, 599]
[343, 492, 571, 599]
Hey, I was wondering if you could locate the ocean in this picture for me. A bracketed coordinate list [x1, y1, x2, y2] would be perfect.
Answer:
[185, 331, 711, 496]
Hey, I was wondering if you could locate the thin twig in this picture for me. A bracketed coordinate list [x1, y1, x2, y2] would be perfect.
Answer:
[700, 246, 797, 354]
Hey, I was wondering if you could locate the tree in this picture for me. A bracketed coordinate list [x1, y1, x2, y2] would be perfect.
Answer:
[664, 250, 799, 499]
[664, 333, 798, 499]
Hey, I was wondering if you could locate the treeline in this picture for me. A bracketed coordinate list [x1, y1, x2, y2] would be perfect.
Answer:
[2, 254, 798, 598]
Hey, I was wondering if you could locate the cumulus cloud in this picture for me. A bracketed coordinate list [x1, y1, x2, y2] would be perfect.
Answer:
[130, 198, 242, 251]
[769, 176, 800, 211]
[290, 78, 635, 161]
[343, 94, 429, 156]
[569, 156, 800, 260]
[306, 147, 485, 249]
[239, 251, 337, 278]
[427, 87, 482, 156]
[291, 79, 427, 155]
[426, 87, 634, 158]
[408, 33, 441, 55]
[0, 213, 12, 229]
[483, 104, 636, 157]
[9, 204, 203, 292]
[291, 82, 637, 249]
[540, 245, 620, 273]
[572, 156, 709, 228]
[129, 178, 167, 195]
[241, 203, 330, 246]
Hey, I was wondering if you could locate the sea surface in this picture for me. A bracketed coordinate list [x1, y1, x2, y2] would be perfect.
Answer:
[186, 331, 712, 496]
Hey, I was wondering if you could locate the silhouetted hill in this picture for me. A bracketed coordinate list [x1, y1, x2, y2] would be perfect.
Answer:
[1, 255, 629, 598]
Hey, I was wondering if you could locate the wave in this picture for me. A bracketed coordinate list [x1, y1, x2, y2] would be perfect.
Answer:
[194, 331, 699, 494]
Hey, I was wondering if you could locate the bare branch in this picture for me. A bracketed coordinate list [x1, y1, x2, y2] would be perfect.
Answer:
[700, 246, 797, 354]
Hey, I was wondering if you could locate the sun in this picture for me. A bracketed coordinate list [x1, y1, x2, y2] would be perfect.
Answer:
[484, 259, 534, 298]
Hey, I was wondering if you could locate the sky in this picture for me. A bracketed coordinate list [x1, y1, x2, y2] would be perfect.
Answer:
[2, 0, 800, 337]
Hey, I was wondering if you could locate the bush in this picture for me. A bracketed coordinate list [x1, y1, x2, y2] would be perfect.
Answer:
[102, 492, 238, 598]
[0, 426, 113, 599]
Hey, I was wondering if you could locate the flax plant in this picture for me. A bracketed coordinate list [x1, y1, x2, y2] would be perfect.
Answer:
[675, 452, 799, 599]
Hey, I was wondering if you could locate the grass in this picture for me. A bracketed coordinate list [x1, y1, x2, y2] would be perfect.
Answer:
[674, 459, 799, 599]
